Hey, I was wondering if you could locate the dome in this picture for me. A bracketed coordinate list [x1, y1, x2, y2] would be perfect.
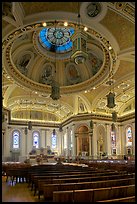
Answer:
[2, 2, 135, 123]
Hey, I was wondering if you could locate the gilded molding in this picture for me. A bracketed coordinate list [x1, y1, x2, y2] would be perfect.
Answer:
[2, 21, 117, 94]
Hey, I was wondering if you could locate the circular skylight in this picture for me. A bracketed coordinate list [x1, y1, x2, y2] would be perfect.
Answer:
[39, 27, 74, 53]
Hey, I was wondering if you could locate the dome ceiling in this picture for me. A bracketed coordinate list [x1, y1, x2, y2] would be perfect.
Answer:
[2, 2, 135, 123]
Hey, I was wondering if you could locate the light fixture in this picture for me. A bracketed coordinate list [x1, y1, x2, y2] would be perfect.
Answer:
[71, 3, 88, 64]
[106, 68, 116, 108]
[111, 123, 115, 132]
[90, 120, 93, 129]
[50, 80, 60, 100]
[112, 111, 117, 122]
[106, 92, 116, 108]
[64, 21, 68, 26]
[28, 93, 32, 130]
[50, 20, 61, 101]
[59, 124, 63, 132]
[42, 22, 47, 27]
[109, 46, 112, 50]
[84, 26, 88, 31]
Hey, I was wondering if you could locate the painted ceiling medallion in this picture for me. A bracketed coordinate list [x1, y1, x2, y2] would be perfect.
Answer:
[87, 2, 101, 17]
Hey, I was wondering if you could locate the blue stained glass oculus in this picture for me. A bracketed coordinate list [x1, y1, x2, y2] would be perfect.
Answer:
[39, 27, 74, 53]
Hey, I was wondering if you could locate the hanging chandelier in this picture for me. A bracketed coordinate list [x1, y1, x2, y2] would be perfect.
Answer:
[28, 95, 32, 130]
[59, 124, 63, 132]
[111, 123, 115, 132]
[28, 121, 32, 130]
[112, 111, 117, 122]
[71, 5, 88, 64]
[106, 92, 116, 108]
[71, 28, 88, 64]
[50, 20, 61, 101]
[50, 80, 60, 100]
[106, 70, 116, 109]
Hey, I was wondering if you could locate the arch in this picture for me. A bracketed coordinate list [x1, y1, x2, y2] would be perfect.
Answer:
[76, 125, 90, 156]
[97, 124, 106, 156]
[32, 130, 40, 148]
[12, 129, 21, 149]
[51, 129, 57, 150]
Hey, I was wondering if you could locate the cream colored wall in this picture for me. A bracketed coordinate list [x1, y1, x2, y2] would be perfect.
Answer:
[2, 118, 135, 161]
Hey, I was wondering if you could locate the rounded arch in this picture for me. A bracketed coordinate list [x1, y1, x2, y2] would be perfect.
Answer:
[96, 124, 106, 156]
[32, 130, 40, 148]
[76, 124, 90, 156]
[11, 129, 21, 149]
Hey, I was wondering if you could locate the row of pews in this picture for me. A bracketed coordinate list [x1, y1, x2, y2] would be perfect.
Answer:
[26, 162, 135, 202]
[3, 161, 135, 202]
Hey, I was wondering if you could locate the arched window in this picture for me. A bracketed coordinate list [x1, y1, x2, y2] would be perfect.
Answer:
[32, 131, 40, 148]
[126, 126, 132, 147]
[52, 129, 57, 149]
[12, 130, 20, 149]
[111, 130, 116, 155]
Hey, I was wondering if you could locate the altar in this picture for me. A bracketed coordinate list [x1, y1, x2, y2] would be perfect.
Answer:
[28, 146, 56, 164]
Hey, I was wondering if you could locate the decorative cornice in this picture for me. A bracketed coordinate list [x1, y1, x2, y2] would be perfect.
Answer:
[108, 2, 135, 23]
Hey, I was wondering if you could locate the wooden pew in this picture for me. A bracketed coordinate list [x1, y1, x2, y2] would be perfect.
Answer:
[31, 170, 119, 196]
[51, 173, 133, 184]
[96, 195, 135, 202]
[53, 190, 74, 202]
[53, 184, 135, 202]
[43, 177, 134, 200]
[38, 173, 132, 199]
[32, 170, 103, 193]
[93, 184, 135, 202]
[34, 170, 118, 196]
[73, 184, 135, 202]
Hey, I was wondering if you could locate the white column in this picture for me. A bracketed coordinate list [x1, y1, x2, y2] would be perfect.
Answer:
[27, 129, 32, 155]
[75, 133, 78, 156]
[71, 124, 76, 157]
[106, 123, 111, 158]
[61, 130, 64, 156]
[55, 130, 60, 155]
[24, 128, 28, 156]
[132, 122, 135, 156]
[89, 133, 92, 157]
[67, 127, 69, 157]
[41, 129, 45, 148]
[21, 128, 25, 157]
[4, 127, 11, 158]
[92, 123, 97, 159]
[116, 125, 120, 158]
[117, 124, 122, 158]
[120, 125, 126, 155]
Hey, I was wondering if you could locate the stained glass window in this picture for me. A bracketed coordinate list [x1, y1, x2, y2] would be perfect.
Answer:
[126, 126, 132, 146]
[12, 130, 20, 149]
[39, 27, 74, 53]
[33, 131, 40, 148]
[52, 130, 57, 149]
[111, 130, 116, 155]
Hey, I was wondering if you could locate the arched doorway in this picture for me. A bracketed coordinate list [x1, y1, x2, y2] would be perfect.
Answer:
[97, 125, 106, 158]
[77, 126, 89, 156]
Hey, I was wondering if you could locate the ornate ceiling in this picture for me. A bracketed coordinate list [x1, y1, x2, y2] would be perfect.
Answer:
[2, 2, 135, 124]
